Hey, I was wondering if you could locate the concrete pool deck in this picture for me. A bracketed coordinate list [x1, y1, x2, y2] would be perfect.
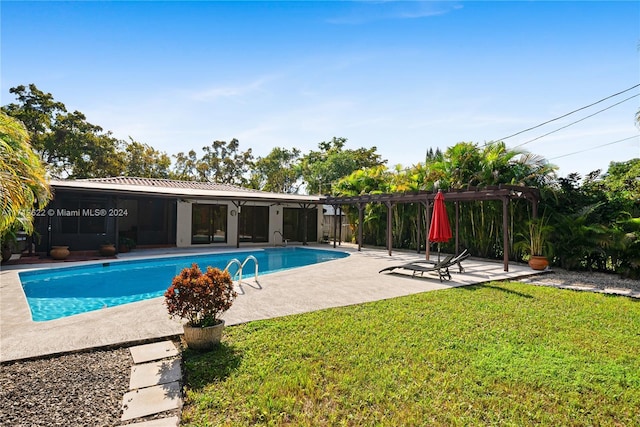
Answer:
[1, 245, 542, 363]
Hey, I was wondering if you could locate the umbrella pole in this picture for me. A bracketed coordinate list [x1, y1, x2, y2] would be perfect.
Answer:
[438, 243, 441, 262]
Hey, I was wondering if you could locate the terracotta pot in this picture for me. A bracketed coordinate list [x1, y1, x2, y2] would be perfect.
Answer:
[51, 245, 70, 260]
[99, 244, 116, 257]
[528, 255, 549, 271]
[183, 320, 225, 350]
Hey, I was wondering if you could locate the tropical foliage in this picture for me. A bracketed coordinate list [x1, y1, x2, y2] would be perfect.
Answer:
[0, 111, 51, 237]
[298, 137, 386, 195]
[333, 142, 638, 278]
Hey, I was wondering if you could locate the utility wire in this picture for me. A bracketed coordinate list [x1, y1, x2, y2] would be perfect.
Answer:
[497, 83, 640, 141]
[512, 93, 639, 149]
[548, 135, 638, 160]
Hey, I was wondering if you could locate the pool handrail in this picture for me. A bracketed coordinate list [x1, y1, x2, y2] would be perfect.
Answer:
[241, 255, 259, 283]
[224, 255, 259, 285]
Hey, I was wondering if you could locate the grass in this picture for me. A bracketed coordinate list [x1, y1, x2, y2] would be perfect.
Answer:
[181, 282, 640, 426]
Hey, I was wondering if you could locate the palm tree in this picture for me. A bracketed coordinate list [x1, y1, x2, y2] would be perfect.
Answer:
[0, 112, 51, 236]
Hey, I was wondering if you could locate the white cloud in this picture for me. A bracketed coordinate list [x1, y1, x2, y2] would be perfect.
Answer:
[327, 1, 463, 25]
[190, 74, 280, 102]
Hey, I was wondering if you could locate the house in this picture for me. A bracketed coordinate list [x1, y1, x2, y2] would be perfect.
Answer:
[35, 177, 323, 253]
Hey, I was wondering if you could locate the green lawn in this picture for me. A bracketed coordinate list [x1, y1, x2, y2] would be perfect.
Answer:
[181, 282, 640, 426]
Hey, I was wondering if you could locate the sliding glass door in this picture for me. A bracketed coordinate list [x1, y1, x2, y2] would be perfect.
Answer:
[192, 204, 227, 244]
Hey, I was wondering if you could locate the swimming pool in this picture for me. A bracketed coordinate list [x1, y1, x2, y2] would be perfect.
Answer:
[19, 247, 349, 322]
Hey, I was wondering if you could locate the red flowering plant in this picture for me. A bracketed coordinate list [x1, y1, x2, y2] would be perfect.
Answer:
[164, 263, 237, 327]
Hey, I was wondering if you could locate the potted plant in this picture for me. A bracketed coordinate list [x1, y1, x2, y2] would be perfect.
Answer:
[2, 218, 38, 262]
[164, 263, 237, 350]
[99, 242, 117, 257]
[50, 245, 70, 260]
[1, 230, 15, 263]
[516, 214, 554, 270]
[118, 237, 135, 253]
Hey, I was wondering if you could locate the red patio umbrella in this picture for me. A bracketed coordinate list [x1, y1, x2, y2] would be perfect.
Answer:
[428, 191, 452, 261]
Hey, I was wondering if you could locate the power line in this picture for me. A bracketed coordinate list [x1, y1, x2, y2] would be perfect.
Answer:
[548, 135, 638, 161]
[512, 93, 639, 149]
[496, 83, 640, 141]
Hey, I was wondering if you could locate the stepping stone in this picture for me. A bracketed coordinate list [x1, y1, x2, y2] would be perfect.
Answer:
[130, 357, 182, 390]
[121, 381, 182, 421]
[130, 341, 179, 364]
[121, 416, 180, 426]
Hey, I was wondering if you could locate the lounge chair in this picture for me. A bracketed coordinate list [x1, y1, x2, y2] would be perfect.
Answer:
[379, 250, 471, 282]
[418, 249, 470, 273]
[379, 254, 456, 282]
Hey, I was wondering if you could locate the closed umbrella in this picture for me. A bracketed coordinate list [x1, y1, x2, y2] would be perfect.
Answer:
[428, 191, 452, 261]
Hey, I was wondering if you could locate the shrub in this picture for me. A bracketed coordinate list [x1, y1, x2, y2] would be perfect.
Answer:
[164, 263, 237, 327]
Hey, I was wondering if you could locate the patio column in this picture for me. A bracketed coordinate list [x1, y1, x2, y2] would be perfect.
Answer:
[298, 202, 313, 245]
[232, 201, 246, 249]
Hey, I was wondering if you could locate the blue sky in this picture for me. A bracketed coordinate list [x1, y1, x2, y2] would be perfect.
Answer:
[2, 1, 639, 180]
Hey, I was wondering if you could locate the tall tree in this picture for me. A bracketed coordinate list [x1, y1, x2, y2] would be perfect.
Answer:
[197, 139, 254, 185]
[44, 110, 125, 178]
[249, 147, 301, 193]
[1, 84, 66, 151]
[0, 112, 51, 235]
[300, 137, 386, 195]
[171, 150, 200, 181]
[124, 138, 172, 178]
[602, 159, 640, 207]
[2, 84, 125, 178]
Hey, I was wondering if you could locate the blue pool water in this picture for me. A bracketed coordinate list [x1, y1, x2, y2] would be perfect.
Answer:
[20, 247, 349, 322]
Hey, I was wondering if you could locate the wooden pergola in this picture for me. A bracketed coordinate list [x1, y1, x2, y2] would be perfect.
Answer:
[323, 184, 540, 272]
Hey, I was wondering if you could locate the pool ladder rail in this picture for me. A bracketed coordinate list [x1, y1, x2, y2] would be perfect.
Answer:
[224, 255, 261, 295]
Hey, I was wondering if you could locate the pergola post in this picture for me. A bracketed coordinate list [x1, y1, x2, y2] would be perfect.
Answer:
[455, 201, 460, 255]
[385, 201, 393, 256]
[332, 204, 339, 248]
[416, 203, 421, 254]
[425, 198, 431, 260]
[357, 203, 365, 251]
[338, 206, 342, 246]
[502, 196, 509, 272]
